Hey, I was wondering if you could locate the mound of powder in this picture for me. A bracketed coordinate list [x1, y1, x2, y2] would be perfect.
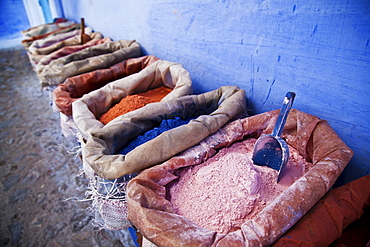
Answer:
[167, 138, 312, 234]
[99, 86, 172, 124]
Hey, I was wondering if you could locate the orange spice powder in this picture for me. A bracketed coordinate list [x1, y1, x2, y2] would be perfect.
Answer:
[99, 86, 172, 124]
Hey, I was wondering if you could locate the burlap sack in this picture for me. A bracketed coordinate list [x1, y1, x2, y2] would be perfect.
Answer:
[21, 18, 74, 40]
[27, 28, 92, 55]
[273, 174, 370, 246]
[37, 37, 111, 67]
[58, 112, 80, 142]
[70, 59, 194, 231]
[35, 32, 103, 57]
[38, 39, 141, 87]
[53, 55, 160, 116]
[126, 109, 353, 246]
[72, 59, 193, 141]
[79, 86, 246, 180]
[22, 23, 80, 49]
[30, 32, 103, 66]
[55, 55, 160, 142]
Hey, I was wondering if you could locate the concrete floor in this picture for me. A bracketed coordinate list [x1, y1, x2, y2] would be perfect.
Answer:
[0, 47, 136, 246]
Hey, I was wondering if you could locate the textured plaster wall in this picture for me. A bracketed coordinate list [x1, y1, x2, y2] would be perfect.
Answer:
[60, 0, 370, 185]
[0, 0, 30, 39]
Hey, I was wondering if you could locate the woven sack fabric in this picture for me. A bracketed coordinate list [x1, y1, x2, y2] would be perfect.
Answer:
[70, 59, 194, 231]
[22, 23, 80, 49]
[78, 85, 246, 179]
[27, 28, 92, 55]
[55, 55, 160, 141]
[273, 174, 370, 246]
[126, 109, 353, 246]
[38, 39, 141, 87]
[21, 19, 75, 40]
[31, 32, 104, 67]
[36, 31, 102, 57]
[72, 59, 193, 141]
[53, 55, 159, 116]
[37, 36, 110, 67]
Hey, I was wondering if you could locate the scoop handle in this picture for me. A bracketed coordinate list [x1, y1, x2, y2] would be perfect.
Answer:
[272, 92, 296, 137]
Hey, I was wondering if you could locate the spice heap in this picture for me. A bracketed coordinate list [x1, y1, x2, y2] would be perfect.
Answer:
[167, 138, 312, 234]
[99, 86, 172, 124]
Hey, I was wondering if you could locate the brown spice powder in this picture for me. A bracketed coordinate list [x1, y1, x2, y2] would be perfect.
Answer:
[99, 86, 172, 124]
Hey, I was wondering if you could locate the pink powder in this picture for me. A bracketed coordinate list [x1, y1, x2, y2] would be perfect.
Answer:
[168, 138, 312, 234]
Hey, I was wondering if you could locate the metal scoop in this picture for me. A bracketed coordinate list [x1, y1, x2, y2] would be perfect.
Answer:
[252, 92, 296, 182]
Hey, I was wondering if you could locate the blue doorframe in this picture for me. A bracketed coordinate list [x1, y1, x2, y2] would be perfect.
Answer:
[38, 0, 53, 23]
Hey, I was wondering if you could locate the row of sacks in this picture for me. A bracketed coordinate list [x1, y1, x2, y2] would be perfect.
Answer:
[21, 19, 364, 247]
[21, 18, 141, 89]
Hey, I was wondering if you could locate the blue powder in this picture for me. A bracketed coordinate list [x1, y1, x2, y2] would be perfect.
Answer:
[118, 116, 193, 155]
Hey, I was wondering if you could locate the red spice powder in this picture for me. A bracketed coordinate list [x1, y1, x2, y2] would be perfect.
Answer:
[99, 86, 172, 124]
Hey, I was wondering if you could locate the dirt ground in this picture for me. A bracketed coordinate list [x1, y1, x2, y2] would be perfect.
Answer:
[0, 47, 136, 246]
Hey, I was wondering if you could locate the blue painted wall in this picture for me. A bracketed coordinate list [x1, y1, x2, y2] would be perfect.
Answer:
[0, 0, 30, 40]
[15, 0, 370, 186]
